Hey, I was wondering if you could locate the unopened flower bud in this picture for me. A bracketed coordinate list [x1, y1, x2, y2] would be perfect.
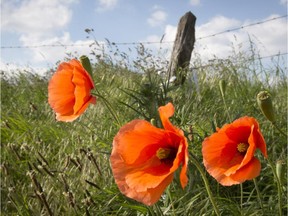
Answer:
[257, 91, 275, 123]
[219, 80, 226, 97]
[276, 160, 283, 184]
[150, 118, 156, 126]
[80, 55, 93, 76]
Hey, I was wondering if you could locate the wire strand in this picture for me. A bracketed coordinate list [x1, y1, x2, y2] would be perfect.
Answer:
[1, 14, 287, 49]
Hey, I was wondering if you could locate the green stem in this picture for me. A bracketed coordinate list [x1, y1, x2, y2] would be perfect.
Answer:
[167, 187, 176, 216]
[190, 153, 220, 216]
[267, 157, 283, 216]
[240, 183, 243, 213]
[221, 94, 232, 122]
[272, 123, 287, 138]
[148, 206, 156, 216]
[92, 91, 121, 126]
[152, 203, 163, 215]
[253, 178, 264, 214]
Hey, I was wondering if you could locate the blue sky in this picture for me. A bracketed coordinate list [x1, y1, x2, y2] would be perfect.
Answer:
[1, 0, 287, 73]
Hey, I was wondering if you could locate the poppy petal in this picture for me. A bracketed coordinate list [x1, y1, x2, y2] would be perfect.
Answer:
[179, 145, 189, 188]
[253, 124, 268, 158]
[239, 124, 257, 168]
[111, 134, 175, 205]
[110, 103, 189, 205]
[159, 103, 183, 135]
[48, 69, 75, 115]
[202, 132, 237, 169]
[48, 59, 96, 122]
[70, 59, 95, 88]
[122, 173, 174, 206]
[223, 117, 252, 144]
[125, 161, 173, 192]
[56, 96, 96, 122]
[202, 116, 267, 186]
[112, 120, 171, 166]
[56, 113, 79, 122]
[229, 157, 261, 183]
[72, 63, 96, 113]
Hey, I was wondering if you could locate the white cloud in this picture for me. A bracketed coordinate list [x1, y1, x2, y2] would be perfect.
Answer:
[18, 32, 103, 65]
[189, 0, 201, 6]
[143, 25, 176, 48]
[96, 0, 118, 12]
[191, 14, 287, 61]
[141, 25, 177, 64]
[194, 16, 242, 59]
[240, 14, 287, 55]
[147, 10, 167, 27]
[197, 15, 241, 36]
[1, 0, 86, 67]
[145, 14, 287, 63]
[1, 31, 104, 74]
[163, 25, 178, 42]
[280, 0, 287, 5]
[1, 0, 76, 36]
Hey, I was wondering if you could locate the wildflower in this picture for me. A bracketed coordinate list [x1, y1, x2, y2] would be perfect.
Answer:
[110, 103, 188, 206]
[48, 59, 96, 122]
[202, 116, 267, 186]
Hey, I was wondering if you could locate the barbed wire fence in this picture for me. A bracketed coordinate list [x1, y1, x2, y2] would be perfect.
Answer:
[1, 14, 287, 70]
[2, 14, 287, 49]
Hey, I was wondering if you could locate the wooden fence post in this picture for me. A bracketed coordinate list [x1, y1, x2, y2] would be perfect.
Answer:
[167, 11, 196, 85]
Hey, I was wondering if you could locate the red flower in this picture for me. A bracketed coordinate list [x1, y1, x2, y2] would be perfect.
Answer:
[202, 116, 267, 186]
[48, 59, 96, 122]
[110, 103, 188, 205]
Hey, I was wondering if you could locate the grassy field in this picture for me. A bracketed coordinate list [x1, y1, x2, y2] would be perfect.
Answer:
[1, 48, 287, 215]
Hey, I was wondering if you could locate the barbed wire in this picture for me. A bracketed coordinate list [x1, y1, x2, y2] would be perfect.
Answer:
[253, 52, 287, 60]
[203, 52, 288, 62]
[197, 14, 287, 40]
[1, 14, 287, 49]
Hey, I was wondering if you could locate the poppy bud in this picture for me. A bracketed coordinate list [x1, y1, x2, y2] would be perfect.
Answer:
[80, 55, 93, 76]
[257, 91, 275, 123]
[219, 80, 226, 97]
[150, 118, 156, 126]
[276, 160, 283, 184]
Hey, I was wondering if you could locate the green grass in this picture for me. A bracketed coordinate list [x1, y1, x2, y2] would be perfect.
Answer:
[1, 48, 287, 215]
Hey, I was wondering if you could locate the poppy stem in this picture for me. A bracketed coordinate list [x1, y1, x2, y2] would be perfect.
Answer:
[92, 92, 121, 126]
[240, 183, 243, 211]
[253, 178, 264, 214]
[272, 122, 287, 138]
[267, 157, 283, 215]
[166, 187, 176, 215]
[190, 153, 220, 216]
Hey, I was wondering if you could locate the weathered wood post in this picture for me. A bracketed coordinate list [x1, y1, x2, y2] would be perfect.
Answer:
[167, 11, 196, 85]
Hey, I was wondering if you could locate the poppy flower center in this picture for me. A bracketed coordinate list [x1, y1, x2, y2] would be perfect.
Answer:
[237, 143, 249, 153]
[156, 147, 177, 162]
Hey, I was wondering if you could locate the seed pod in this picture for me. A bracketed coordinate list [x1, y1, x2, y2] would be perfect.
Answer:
[257, 91, 275, 123]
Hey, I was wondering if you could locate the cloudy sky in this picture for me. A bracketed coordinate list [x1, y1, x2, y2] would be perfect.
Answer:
[1, 0, 287, 73]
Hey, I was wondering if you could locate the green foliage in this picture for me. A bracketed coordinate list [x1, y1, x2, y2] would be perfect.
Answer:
[1, 47, 287, 216]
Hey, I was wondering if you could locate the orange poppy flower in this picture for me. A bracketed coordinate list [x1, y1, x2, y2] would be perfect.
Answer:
[110, 103, 188, 206]
[202, 116, 267, 186]
[48, 59, 96, 122]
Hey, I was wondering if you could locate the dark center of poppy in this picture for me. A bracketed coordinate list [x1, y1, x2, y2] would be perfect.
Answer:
[237, 143, 249, 153]
[156, 147, 177, 162]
